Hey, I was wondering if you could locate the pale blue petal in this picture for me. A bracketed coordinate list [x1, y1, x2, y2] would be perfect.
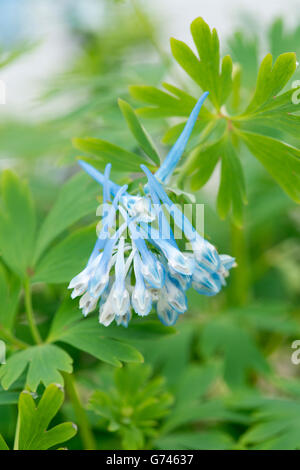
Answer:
[155, 92, 209, 183]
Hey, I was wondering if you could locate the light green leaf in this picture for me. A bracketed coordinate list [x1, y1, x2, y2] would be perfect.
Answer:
[118, 99, 160, 165]
[34, 172, 99, 263]
[171, 17, 233, 108]
[0, 171, 36, 278]
[170, 38, 204, 88]
[73, 137, 147, 172]
[0, 434, 9, 450]
[16, 384, 76, 450]
[244, 53, 297, 115]
[33, 226, 96, 284]
[0, 344, 73, 391]
[130, 84, 198, 118]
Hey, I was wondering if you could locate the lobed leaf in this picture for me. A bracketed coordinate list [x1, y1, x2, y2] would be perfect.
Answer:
[17, 384, 76, 450]
[0, 344, 73, 391]
[239, 130, 300, 203]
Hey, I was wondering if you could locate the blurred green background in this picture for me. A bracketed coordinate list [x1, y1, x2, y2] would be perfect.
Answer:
[0, 0, 300, 451]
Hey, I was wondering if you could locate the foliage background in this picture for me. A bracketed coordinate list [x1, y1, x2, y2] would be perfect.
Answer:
[0, 0, 299, 450]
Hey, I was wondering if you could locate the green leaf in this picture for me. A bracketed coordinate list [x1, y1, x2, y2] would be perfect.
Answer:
[0, 42, 36, 69]
[53, 316, 143, 367]
[244, 53, 297, 115]
[140, 322, 195, 385]
[269, 17, 300, 58]
[239, 131, 300, 203]
[48, 298, 176, 345]
[73, 137, 147, 172]
[217, 138, 247, 226]
[163, 399, 248, 434]
[0, 390, 19, 405]
[118, 99, 160, 165]
[239, 396, 300, 450]
[16, 384, 76, 450]
[34, 172, 99, 263]
[171, 17, 233, 108]
[0, 171, 36, 278]
[130, 84, 199, 118]
[0, 264, 21, 330]
[0, 344, 73, 391]
[0, 434, 9, 450]
[231, 304, 299, 336]
[170, 38, 204, 88]
[33, 225, 96, 284]
[156, 430, 234, 450]
[174, 364, 220, 406]
[200, 318, 269, 388]
[227, 31, 258, 88]
[190, 139, 222, 190]
[89, 363, 172, 450]
[47, 299, 146, 367]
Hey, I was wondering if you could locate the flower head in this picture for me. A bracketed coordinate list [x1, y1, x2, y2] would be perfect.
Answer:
[69, 93, 236, 326]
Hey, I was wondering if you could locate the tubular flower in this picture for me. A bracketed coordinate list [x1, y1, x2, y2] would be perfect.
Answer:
[68, 92, 236, 327]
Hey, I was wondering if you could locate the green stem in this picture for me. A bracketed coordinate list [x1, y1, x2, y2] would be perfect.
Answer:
[229, 223, 250, 306]
[0, 326, 28, 350]
[23, 278, 42, 345]
[13, 409, 21, 450]
[63, 372, 97, 450]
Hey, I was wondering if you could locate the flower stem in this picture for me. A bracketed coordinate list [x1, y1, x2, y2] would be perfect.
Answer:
[63, 372, 97, 450]
[23, 278, 42, 345]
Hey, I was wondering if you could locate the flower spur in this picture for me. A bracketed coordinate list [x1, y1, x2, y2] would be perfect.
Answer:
[69, 92, 236, 326]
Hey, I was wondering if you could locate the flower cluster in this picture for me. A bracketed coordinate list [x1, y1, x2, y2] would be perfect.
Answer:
[69, 93, 235, 326]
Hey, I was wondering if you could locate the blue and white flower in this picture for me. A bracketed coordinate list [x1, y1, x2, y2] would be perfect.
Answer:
[68, 92, 236, 327]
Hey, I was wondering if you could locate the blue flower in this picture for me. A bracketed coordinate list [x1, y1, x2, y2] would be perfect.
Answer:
[69, 92, 236, 326]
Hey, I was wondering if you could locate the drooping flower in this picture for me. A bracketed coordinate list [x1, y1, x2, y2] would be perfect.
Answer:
[69, 92, 236, 326]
